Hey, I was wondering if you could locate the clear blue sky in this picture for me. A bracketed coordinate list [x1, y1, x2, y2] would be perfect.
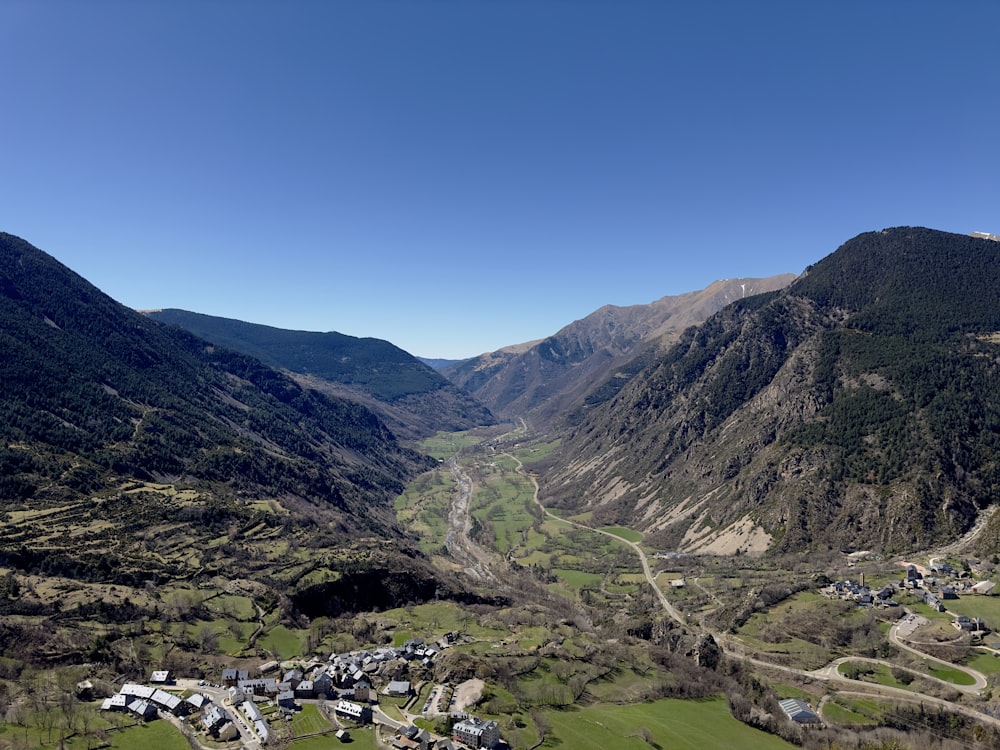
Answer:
[2, 1, 998, 359]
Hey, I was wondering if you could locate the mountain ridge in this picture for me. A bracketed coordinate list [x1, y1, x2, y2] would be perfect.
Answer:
[0, 231, 435, 582]
[443, 274, 797, 428]
[145, 308, 496, 441]
[538, 227, 1000, 555]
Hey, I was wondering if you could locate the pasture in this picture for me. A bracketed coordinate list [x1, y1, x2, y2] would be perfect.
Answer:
[540, 697, 795, 749]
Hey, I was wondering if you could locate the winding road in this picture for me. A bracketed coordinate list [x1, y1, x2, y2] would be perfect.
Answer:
[447, 438, 1000, 727]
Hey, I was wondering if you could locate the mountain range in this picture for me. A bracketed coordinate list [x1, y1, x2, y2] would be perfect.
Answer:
[0, 232, 434, 584]
[443, 275, 796, 428]
[3, 226, 999, 570]
[144, 308, 495, 441]
[538, 227, 1000, 555]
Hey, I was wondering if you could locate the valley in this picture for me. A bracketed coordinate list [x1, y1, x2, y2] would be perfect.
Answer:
[4, 228, 1000, 749]
[3, 419, 1000, 749]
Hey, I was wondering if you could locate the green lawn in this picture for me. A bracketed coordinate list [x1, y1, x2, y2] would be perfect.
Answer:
[928, 664, 976, 685]
[553, 568, 603, 590]
[259, 624, 306, 659]
[837, 662, 915, 691]
[940, 591, 1000, 624]
[965, 649, 1000, 676]
[822, 699, 877, 726]
[601, 526, 643, 543]
[106, 721, 190, 750]
[542, 697, 795, 749]
[293, 724, 378, 749]
[291, 703, 333, 736]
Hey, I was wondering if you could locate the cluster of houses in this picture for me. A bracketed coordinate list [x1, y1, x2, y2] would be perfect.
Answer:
[98, 631, 502, 749]
[823, 563, 993, 634]
[99, 676, 273, 744]
[823, 577, 899, 608]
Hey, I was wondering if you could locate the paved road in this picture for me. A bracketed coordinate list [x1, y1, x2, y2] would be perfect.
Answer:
[459, 436, 1000, 733]
[887, 617, 988, 694]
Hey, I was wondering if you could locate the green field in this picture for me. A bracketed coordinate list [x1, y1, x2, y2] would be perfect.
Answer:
[601, 526, 643, 543]
[965, 649, 1000, 676]
[822, 698, 880, 726]
[928, 664, 976, 685]
[107, 721, 190, 750]
[943, 592, 1000, 625]
[419, 431, 485, 459]
[258, 623, 306, 659]
[293, 725, 378, 749]
[290, 703, 334, 737]
[542, 697, 795, 749]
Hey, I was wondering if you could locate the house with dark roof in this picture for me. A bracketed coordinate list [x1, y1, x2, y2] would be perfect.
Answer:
[126, 698, 158, 721]
[201, 704, 233, 734]
[294, 679, 315, 699]
[222, 668, 249, 686]
[387, 680, 411, 697]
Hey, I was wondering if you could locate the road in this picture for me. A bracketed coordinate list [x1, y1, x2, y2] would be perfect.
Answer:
[446, 440, 1000, 733]
[887, 617, 988, 693]
[506, 450, 688, 628]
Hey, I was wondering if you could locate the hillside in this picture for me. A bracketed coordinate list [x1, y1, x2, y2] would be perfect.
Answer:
[539, 228, 1000, 555]
[0, 232, 436, 585]
[145, 309, 495, 441]
[443, 275, 796, 427]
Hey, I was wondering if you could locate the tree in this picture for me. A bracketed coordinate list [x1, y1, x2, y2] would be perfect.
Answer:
[197, 625, 219, 653]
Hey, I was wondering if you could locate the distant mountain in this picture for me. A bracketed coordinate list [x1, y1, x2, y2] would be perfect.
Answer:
[443, 276, 796, 427]
[145, 309, 495, 441]
[419, 357, 464, 370]
[539, 228, 1000, 555]
[0, 232, 435, 583]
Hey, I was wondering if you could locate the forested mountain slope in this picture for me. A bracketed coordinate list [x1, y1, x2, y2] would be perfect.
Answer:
[145, 309, 495, 441]
[0, 232, 435, 582]
[443, 275, 796, 427]
[540, 228, 1000, 555]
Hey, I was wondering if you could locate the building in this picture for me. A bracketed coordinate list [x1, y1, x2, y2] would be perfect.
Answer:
[202, 704, 232, 734]
[778, 698, 821, 724]
[126, 698, 158, 721]
[453, 716, 500, 748]
[387, 680, 411, 697]
[222, 668, 249, 686]
[185, 693, 209, 712]
[294, 679, 315, 699]
[334, 699, 372, 724]
[149, 670, 171, 684]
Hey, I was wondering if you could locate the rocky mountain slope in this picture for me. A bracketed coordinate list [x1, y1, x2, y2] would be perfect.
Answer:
[443, 275, 796, 427]
[539, 228, 1000, 555]
[0, 232, 435, 583]
[146, 309, 495, 441]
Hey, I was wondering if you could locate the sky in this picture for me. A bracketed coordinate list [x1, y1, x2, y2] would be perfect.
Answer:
[2, 1, 998, 359]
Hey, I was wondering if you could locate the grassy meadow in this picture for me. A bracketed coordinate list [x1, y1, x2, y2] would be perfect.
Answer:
[537, 697, 795, 750]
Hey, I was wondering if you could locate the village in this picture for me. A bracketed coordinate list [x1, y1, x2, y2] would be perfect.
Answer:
[822, 557, 996, 635]
[97, 634, 503, 749]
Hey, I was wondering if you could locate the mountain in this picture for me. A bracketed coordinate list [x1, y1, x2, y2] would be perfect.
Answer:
[443, 275, 796, 427]
[0, 232, 436, 583]
[539, 228, 1000, 555]
[144, 309, 495, 441]
[419, 357, 463, 370]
